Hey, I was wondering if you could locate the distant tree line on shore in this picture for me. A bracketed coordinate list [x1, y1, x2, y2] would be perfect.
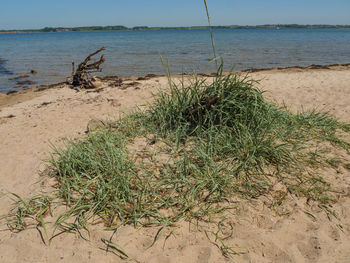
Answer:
[1, 24, 350, 33]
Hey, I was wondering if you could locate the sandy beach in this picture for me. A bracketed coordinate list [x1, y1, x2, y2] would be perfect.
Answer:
[0, 65, 350, 263]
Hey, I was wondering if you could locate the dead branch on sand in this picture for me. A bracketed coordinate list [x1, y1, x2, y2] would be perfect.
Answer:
[71, 46, 106, 89]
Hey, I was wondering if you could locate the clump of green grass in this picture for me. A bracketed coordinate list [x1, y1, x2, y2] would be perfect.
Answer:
[147, 67, 348, 168]
[2, 68, 349, 245]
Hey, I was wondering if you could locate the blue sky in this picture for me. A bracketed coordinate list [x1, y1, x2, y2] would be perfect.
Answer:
[1, 0, 350, 30]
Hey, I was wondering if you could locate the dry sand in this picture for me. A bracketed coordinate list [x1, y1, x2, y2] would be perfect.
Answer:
[0, 66, 350, 263]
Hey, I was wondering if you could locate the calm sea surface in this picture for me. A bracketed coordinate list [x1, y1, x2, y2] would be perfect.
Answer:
[0, 28, 350, 93]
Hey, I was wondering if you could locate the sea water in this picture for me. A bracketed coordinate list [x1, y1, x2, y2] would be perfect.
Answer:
[0, 28, 350, 93]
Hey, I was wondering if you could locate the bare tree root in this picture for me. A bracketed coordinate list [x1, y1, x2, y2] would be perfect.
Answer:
[71, 46, 106, 89]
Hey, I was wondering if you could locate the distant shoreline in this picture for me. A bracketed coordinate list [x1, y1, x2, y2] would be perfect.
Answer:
[1, 24, 350, 34]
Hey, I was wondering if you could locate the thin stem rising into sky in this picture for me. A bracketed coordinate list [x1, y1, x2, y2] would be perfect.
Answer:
[203, 0, 218, 70]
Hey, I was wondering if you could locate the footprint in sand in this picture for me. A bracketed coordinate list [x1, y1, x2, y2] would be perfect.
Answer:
[327, 225, 341, 241]
[297, 236, 322, 262]
[197, 247, 212, 263]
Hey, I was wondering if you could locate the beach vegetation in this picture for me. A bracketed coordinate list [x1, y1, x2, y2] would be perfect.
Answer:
[2, 66, 349, 246]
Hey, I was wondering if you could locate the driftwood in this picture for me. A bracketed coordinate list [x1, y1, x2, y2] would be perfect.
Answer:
[71, 46, 106, 89]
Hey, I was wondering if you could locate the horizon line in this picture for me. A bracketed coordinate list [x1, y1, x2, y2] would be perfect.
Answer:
[2, 23, 350, 32]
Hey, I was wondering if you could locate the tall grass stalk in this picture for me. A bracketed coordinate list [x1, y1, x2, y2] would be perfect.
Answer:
[203, 0, 218, 70]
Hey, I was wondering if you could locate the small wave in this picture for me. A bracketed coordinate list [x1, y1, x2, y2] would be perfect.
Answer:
[125, 51, 160, 55]
[0, 58, 13, 76]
